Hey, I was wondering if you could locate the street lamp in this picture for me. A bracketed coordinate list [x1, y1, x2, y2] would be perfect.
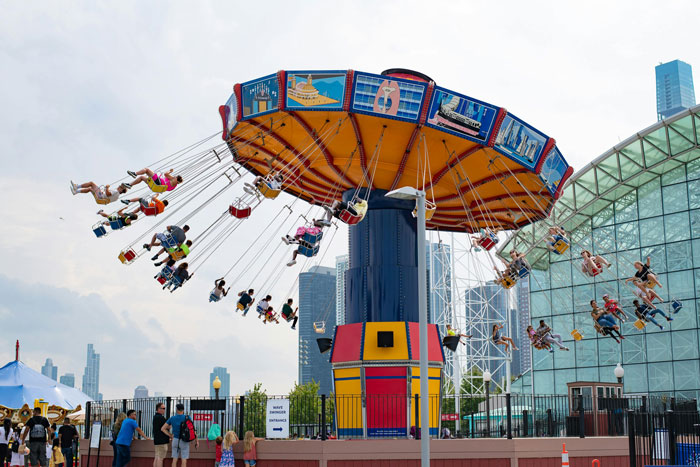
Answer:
[385, 187, 428, 467]
[213, 376, 222, 424]
[483, 370, 492, 438]
[614, 363, 625, 384]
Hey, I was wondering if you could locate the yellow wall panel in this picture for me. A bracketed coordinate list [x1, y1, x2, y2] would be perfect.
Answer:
[362, 322, 409, 361]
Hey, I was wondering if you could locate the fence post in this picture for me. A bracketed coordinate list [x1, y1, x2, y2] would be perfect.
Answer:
[137, 410, 142, 439]
[578, 394, 585, 439]
[166, 396, 172, 418]
[547, 408, 553, 436]
[667, 410, 676, 465]
[414, 393, 420, 439]
[506, 393, 512, 439]
[321, 395, 327, 441]
[85, 401, 92, 439]
[627, 410, 636, 467]
[239, 396, 245, 436]
[122, 399, 127, 413]
[522, 410, 528, 438]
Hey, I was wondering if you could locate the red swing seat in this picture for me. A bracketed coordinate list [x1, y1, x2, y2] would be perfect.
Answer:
[339, 209, 363, 225]
[229, 204, 252, 219]
[478, 235, 497, 251]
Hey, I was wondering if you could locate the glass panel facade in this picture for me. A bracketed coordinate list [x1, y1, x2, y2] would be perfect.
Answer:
[525, 158, 700, 398]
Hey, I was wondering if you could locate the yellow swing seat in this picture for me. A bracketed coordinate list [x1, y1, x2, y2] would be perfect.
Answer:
[633, 319, 646, 330]
[257, 182, 281, 199]
[147, 178, 168, 193]
[313, 321, 326, 334]
[499, 275, 517, 289]
[553, 238, 570, 254]
[412, 200, 437, 221]
[92, 191, 112, 205]
[570, 329, 583, 341]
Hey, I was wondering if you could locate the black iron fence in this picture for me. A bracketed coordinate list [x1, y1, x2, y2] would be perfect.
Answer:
[628, 408, 700, 466]
[85, 393, 697, 441]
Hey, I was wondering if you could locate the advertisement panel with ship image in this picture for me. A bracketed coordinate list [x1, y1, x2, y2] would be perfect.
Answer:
[426, 88, 500, 143]
[285, 71, 346, 110]
[241, 74, 279, 119]
[351, 71, 427, 123]
[493, 114, 548, 170]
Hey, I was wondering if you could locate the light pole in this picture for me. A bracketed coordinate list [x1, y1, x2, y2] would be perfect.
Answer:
[213, 376, 222, 424]
[385, 187, 428, 467]
[483, 370, 492, 437]
[614, 363, 624, 385]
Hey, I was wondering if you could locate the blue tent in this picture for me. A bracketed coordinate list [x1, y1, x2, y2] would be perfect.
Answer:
[0, 360, 91, 410]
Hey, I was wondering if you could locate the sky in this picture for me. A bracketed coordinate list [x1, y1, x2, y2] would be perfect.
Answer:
[1, 0, 699, 400]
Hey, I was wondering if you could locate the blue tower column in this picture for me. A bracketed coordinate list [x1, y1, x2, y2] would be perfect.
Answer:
[344, 188, 419, 324]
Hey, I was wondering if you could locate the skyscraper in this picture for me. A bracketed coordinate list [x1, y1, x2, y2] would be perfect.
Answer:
[209, 367, 231, 397]
[41, 358, 57, 381]
[335, 255, 349, 326]
[513, 280, 531, 377]
[82, 344, 100, 400]
[298, 265, 336, 395]
[134, 385, 149, 398]
[656, 59, 695, 120]
[59, 373, 75, 388]
[427, 241, 451, 326]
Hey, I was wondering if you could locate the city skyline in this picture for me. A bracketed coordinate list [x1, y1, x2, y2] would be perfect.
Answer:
[59, 373, 75, 388]
[656, 59, 696, 120]
[82, 344, 100, 401]
[209, 366, 231, 398]
[41, 358, 57, 381]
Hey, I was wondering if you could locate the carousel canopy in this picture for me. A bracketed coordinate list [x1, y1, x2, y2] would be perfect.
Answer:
[0, 361, 91, 410]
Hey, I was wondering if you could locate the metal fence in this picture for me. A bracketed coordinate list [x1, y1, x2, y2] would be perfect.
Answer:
[628, 408, 700, 466]
[86, 393, 697, 441]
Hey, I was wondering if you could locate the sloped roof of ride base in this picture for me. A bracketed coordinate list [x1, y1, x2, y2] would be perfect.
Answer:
[499, 104, 700, 270]
[0, 360, 91, 410]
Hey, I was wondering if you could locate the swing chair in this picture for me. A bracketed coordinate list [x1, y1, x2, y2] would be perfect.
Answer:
[477, 232, 499, 251]
[298, 242, 320, 258]
[671, 299, 683, 313]
[412, 200, 437, 221]
[147, 177, 168, 194]
[517, 266, 530, 279]
[168, 243, 190, 261]
[633, 319, 647, 330]
[552, 237, 570, 255]
[570, 329, 583, 341]
[92, 188, 112, 205]
[109, 218, 127, 230]
[229, 199, 252, 219]
[498, 273, 517, 289]
[338, 199, 368, 225]
[256, 174, 283, 199]
[154, 265, 174, 285]
[92, 222, 108, 238]
[313, 321, 326, 334]
[138, 196, 163, 217]
[118, 248, 138, 265]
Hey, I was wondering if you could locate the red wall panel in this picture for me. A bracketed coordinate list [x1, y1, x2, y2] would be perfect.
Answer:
[518, 456, 628, 467]
[331, 323, 364, 363]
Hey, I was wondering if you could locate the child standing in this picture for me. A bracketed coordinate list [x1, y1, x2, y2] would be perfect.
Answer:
[242, 431, 263, 466]
[219, 432, 238, 467]
[49, 439, 64, 467]
[214, 436, 223, 467]
[9, 426, 25, 467]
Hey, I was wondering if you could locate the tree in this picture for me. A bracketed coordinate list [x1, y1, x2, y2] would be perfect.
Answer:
[288, 380, 334, 438]
[243, 382, 267, 437]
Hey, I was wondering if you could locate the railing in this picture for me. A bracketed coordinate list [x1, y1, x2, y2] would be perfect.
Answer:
[628, 409, 700, 466]
[85, 393, 697, 441]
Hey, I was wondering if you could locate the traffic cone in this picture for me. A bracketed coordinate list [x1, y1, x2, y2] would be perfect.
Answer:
[561, 443, 569, 467]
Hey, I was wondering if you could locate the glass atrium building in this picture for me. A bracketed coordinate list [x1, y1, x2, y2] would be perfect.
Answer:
[503, 105, 700, 402]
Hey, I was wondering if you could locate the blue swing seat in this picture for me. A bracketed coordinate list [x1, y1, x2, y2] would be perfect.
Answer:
[518, 267, 530, 279]
[672, 299, 683, 313]
[109, 218, 126, 230]
[93, 224, 108, 238]
[161, 233, 178, 249]
[302, 230, 323, 245]
[209, 292, 220, 303]
[298, 243, 320, 258]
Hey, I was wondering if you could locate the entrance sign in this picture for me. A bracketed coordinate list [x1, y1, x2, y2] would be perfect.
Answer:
[266, 399, 289, 438]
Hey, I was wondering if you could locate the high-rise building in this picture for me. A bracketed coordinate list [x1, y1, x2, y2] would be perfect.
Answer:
[513, 280, 531, 377]
[298, 265, 336, 395]
[335, 255, 349, 326]
[154, 392, 164, 397]
[656, 60, 695, 121]
[134, 385, 149, 398]
[59, 373, 75, 388]
[209, 367, 231, 397]
[82, 344, 100, 400]
[41, 358, 57, 381]
[427, 241, 452, 326]
[502, 105, 700, 400]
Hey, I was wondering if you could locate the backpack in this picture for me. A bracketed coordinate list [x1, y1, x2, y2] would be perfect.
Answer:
[179, 417, 196, 442]
[29, 419, 46, 439]
[207, 424, 221, 441]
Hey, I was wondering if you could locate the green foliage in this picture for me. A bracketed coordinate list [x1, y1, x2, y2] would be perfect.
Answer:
[288, 380, 334, 429]
[243, 382, 267, 437]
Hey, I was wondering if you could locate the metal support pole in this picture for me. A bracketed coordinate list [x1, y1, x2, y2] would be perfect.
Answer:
[166, 396, 172, 418]
[486, 383, 491, 437]
[321, 395, 327, 441]
[416, 192, 429, 466]
[215, 388, 220, 425]
[578, 394, 585, 438]
[239, 396, 245, 435]
[522, 410, 528, 437]
[85, 402, 91, 439]
[414, 393, 420, 438]
[667, 410, 676, 465]
[506, 393, 512, 439]
[627, 410, 637, 467]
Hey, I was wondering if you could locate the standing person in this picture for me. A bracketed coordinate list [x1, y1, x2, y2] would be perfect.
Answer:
[0, 419, 11, 467]
[48, 439, 63, 467]
[22, 407, 50, 467]
[152, 403, 169, 467]
[115, 410, 149, 467]
[9, 425, 25, 467]
[111, 413, 127, 467]
[57, 420, 77, 467]
[161, 404, 199, 467]
[242, 431, 263, 467]
[214, 437, 222, 467]
[219, 432, 238, 467]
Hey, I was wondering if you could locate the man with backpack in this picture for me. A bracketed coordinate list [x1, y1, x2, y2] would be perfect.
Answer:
[21, 407, 50, 467]
[161, 403, 198, 467]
